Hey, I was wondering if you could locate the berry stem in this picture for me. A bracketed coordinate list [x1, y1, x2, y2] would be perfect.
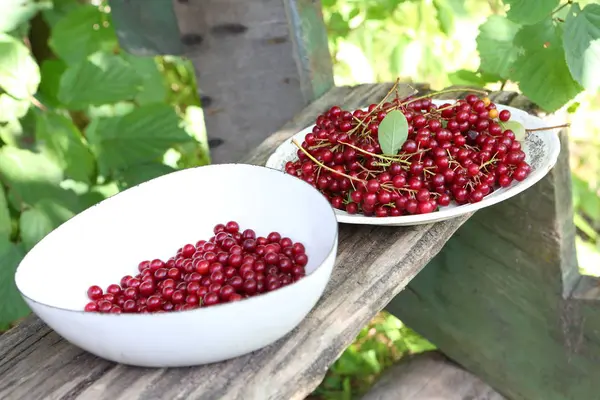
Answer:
[292, 139, 367, 184]
[400, 88, 489, 106]
[525, 123, 570, 132]
[348, 80, 402, 135]
[339, 141, 410, 164]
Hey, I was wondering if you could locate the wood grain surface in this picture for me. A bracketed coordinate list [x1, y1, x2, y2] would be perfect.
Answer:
[362, 352, 504, 400]
[172, 0, 334, 163]
[0, 84, 517, 400]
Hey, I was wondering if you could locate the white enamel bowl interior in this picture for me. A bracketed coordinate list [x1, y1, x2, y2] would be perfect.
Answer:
[15, 164, 338, 367]
[265, 99, 562, 226]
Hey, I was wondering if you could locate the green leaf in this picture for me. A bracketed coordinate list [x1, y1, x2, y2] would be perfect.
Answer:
[574, 213, 598, 242]
[567, 101, 581, 114]
[0, 0, 52, 33]
[389, 39, 409, 78]
[448, 70, 487, 86]
[433, 0, 454, 35]
[117, 163, 176, 189]
[58, 52, 143, 109]
[501, 120, 526, 142]
[476, 16, 521, 79]
[78, 182, 119, 211]
[180, 105, 211, 165]
[87, 103, 191, 173]
[35, 111, 96, 184]
[0, 94, 30, 123]
[38, 59, 67, 108]
[87, 102, 136, 119]
[20, 199, 75, 251]
[563, 3, 600, 92]
[0, 33, 40, 99]
[0, 239, 29, 331]
[0, 146, 62, 189]
[328, 12, 350, 37]
[378, 110, 408, 156]
[0, 108, 36, 148]
[504, 0, 559, 25]
[0, 185, 11, 240]
[48, 4, 118, 64]
[510, 20, 583, 112]
[0, 147, 80, 212]
[123, 54, 167, 105]
[42, 0, 80, 27]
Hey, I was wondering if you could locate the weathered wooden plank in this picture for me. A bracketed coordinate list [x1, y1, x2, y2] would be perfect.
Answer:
[172, 0, 335, 163]
[385, 99, 598, 399]
[0, 83, 482, 400]
[362, 352, 504, 400]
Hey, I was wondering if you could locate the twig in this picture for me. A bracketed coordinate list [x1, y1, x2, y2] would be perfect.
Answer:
[526, 123, 570, 132]
[292, 140, 367, 183]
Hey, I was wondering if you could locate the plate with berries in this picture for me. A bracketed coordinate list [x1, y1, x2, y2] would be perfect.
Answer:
[265, 84, 564, 226]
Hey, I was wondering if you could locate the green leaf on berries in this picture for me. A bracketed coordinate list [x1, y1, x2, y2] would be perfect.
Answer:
[0, 185, 11, 241]
[0, 33, 40, 99]
[504, 0, 559, 25]
[0, 239, 29, 331]
[501, 120, 526, 142]
[378, 110, 408, 156]
[510, 20, 583, 112]
[433, 0, 454, 35]
[87, 103, 192, 174]
[563, 3, 600, 92]
[476, 16, 521, 79]
[58, 52, 142, 109]
[48, 4, 118, 64]
[35, 111, 96, 184]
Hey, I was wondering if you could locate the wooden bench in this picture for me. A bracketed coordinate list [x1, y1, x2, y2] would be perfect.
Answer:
[0, 1, 594, 399]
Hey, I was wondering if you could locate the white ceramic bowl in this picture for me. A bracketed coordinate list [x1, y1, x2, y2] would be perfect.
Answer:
[14, 164, 338, 367]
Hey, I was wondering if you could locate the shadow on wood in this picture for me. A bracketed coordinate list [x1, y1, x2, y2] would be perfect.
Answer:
[362, 351, 504, 400]
[387, 94, 598, 399]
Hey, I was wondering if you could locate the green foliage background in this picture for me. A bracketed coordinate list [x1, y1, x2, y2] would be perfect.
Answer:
[0, 0, 599, 398]
[0, 0, 209, 330]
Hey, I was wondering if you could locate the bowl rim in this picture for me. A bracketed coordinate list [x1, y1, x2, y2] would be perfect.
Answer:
[14, 163, 339, 317]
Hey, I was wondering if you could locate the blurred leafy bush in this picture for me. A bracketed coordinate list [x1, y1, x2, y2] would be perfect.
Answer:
[0, 0, 209, 330]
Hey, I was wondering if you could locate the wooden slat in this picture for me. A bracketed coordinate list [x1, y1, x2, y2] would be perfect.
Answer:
[385, 99, 597, 399]
[0, 84, 511, 400]
[362, 352, 504, 400]
[172, 0, 335, 163]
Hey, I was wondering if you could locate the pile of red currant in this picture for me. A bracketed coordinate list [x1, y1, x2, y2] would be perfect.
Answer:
[284, 91, 532, 217]
[84, 221, 309, 314]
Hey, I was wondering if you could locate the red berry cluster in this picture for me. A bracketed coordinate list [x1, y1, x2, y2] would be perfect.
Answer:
[285, 93, 531, 217]
[84, 221, 308, 314]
